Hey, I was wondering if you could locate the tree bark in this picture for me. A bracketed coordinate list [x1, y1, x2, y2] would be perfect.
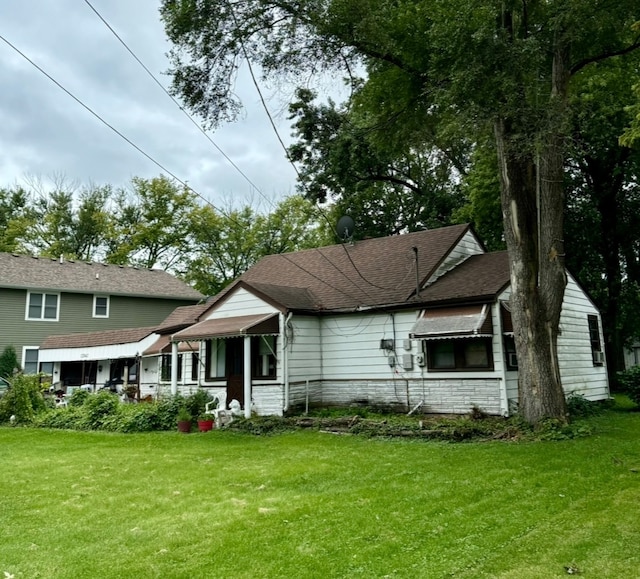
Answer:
[494, 38, 570, 424]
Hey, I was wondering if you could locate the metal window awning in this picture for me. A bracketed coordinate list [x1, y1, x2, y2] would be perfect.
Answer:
[409, 304, 493, 340]
[142, 335, 197, 356]
[171, 313, 279, 342]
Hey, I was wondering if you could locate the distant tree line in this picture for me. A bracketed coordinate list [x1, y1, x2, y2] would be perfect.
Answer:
[0, 175, 333, 297]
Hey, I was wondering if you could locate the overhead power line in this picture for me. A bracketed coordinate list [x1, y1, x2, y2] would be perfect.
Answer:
[0, 31, 368, 303]
[0, 33, 225, 216]
[81, 0, 274, 208]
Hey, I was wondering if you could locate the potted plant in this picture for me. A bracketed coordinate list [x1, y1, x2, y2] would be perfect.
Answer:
[177, 407, 192, 433]
[197, 412, 215, 432]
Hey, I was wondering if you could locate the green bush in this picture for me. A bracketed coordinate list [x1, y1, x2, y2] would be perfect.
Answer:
[155, 395, 184, 430]
[616, 366, 640, 406]
[566, 393, 605, 418]
[36, 407, 86, 430]
[0, 345, 20, 379]
[68, 388, 90, 407]
[184, 389, 213, 418]
[36, 393, 190, 433]
[83, 391, 120, 429]
[0, 374, 47, 424]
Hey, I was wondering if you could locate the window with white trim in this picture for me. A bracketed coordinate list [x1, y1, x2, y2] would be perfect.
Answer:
[23, 347, 39, 374]
[93, 295, 110, 318]
[26, 292, 59, 321]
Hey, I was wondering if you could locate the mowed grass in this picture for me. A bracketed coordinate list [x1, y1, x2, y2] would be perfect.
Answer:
[1, 405, 640, 578]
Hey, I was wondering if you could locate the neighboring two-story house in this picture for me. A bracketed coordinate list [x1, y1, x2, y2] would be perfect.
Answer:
[0, 252, 203, 383]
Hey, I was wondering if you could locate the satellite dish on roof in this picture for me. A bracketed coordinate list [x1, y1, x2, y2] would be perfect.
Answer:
[336, 216, 355, 242]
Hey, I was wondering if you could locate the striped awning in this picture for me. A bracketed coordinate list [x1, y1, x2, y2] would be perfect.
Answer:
[142, 334, 196, 356]
[409, 304, 493, 340]
[172, 313, 279, 342]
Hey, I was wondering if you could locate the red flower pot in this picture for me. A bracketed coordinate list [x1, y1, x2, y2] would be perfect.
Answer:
[198, 419, 214, 432]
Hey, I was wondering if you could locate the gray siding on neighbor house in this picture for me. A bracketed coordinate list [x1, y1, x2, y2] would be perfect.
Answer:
[0, 287, 199, 368]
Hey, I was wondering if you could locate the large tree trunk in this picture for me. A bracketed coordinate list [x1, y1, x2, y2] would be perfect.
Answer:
[494, 40, 570, 425]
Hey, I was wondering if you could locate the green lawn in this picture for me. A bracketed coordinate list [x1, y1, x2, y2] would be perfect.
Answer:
[1, 406, 639, 578]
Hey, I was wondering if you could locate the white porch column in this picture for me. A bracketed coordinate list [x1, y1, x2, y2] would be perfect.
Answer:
[170, 341, 179, 396]
[244, 336, 251, 418]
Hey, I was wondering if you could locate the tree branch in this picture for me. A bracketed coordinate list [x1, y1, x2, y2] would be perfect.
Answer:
[571, 36, 640, 75]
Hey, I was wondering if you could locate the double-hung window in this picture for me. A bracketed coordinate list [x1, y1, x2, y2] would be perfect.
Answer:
[93, 295, 109, 318]
[23, 347, 39, 374]
[26, 292, 59, 321]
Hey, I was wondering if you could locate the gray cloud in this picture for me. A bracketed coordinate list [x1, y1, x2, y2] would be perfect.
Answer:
[0, 0, 303, 209]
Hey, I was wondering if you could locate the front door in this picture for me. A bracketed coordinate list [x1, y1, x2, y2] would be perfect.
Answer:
[225, 337, 245, 407]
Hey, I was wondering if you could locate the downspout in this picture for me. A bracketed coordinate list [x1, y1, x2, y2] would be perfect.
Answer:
[495, 302, 510, 416]
[243, 336, 252, 418]
[282, 312, 292, 413]
[170, 340, 178, 396]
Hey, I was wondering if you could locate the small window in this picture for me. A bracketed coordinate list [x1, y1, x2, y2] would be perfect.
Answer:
[40, 361, 54, 377]
[588, 315, 604, 366]
[427, 338, 493, 371]
[191, 353, 200, 381]
[161, 354, 183, 382]
[93, 296, 109, 318]
[23, 348, 39, 374]
[26, 292, 59, 321]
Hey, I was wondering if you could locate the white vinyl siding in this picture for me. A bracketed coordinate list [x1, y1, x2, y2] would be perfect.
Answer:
[426, 230, 485, 286]
[206, 287, 279, 319]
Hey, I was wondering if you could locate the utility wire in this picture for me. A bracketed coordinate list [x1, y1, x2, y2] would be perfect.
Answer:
[0, 32, 367, 302]
[82, 0, 275, 209]
[222, 0, 417, 294]
[0, 33, 224, 215]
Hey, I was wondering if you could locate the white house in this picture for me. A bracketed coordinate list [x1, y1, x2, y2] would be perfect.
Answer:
[164, 224, 610, 417]
[38, 224, 609, 415]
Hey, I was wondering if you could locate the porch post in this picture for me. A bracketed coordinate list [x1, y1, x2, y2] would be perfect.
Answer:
[244, 336, 251, 418]
[170, 340, 179, 396]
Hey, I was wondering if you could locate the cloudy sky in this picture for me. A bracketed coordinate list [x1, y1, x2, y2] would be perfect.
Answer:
[0, 0, 332, 210]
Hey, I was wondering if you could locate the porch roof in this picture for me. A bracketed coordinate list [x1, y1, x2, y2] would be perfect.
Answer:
[409, 304, 493, 340]
[172, 313, 279, 342]
[142, 334, 199, 356]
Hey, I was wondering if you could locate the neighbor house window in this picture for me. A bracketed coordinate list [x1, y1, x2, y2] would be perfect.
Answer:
[26, 292, 59, 321]
[588, 315, 604, 366]
[160, 354, 183, 382]
[93, 295, 109, 318]
[23, 348, 39, 374]
[40, 362, 54, 377]
[427, 338, 493, 371]
[252, 336, 277, 379]
[205, 339, 226, 380]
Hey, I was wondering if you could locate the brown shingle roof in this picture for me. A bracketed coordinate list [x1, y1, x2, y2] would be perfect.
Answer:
[155, 302, 212, 333]
[226, 224, 472, 312]
[419, 252, 510, 305]
[0, 252, 203, 300]
[40, 327, 157, 350]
